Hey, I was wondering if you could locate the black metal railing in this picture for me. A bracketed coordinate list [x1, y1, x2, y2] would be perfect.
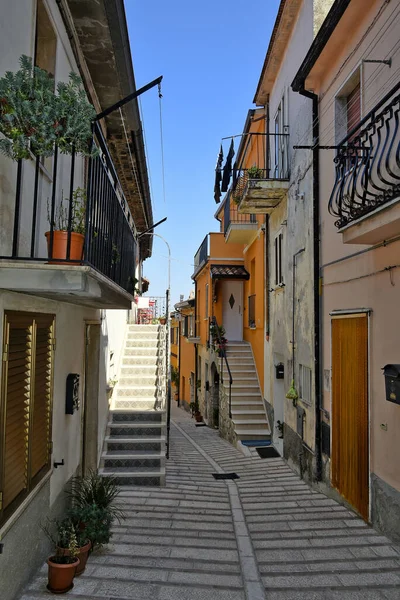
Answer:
[194, 234, 209, 270]
[211, 316, 233, 419]
[224, 196, 257, 236]
[1, 121, 137, 295]
[248, 294, 256, 328]
[328, 81, 400, 228]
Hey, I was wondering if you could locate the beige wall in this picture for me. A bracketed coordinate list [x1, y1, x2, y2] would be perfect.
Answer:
[313, 0, 400, 493]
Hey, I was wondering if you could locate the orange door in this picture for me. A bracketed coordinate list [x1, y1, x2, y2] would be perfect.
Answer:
[331, 314, 369, 520]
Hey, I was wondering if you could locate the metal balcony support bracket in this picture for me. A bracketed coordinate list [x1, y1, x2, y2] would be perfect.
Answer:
[95, 76, 163, 121]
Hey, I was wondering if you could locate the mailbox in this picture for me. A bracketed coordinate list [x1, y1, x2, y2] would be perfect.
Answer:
[275, 362, 284, 379]
[382, 364, 400, 406]
[66, 373, 80, 414]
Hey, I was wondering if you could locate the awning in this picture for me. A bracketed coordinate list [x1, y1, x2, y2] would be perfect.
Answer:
[210, 265, 249, 280]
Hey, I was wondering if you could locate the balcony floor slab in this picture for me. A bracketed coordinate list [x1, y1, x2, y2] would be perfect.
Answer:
[0, 261, 133, 308]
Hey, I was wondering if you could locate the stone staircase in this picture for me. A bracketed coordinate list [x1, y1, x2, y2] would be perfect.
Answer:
[99, 324, 166, 486]
[223, 341, 270, 443]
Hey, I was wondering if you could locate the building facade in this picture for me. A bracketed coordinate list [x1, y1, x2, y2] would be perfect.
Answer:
[0, 1, 153, 598]
[293, 0, 400, 536]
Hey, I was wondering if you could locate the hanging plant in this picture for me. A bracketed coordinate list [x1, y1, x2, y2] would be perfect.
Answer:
[0, 55, 58, 160]
[0, 55, 97, 161]
[286, 379, 298, 405]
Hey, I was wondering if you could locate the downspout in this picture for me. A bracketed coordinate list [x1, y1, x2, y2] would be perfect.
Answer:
[296, 87, 322, 482]
[194, 279, 198, 410]
[265, 215, 270, 340]
[177, 313, 181, 407]
[292, 248, 305, 381]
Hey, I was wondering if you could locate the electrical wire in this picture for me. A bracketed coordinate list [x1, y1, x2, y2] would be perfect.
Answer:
[158, 82, 167, 204]
[323, 264, 400, 287]
[139, 95, 155, 210]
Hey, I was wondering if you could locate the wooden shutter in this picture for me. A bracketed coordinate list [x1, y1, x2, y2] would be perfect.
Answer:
[1, 314, 32, 511]
[31, 315, 54, 482]
[1, 311, 55, 524]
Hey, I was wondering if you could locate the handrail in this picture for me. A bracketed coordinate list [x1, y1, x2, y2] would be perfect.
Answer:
[211, 316, 233, 419]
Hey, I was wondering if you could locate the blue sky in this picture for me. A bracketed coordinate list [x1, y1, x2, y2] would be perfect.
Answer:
[124, 0, 280, 305]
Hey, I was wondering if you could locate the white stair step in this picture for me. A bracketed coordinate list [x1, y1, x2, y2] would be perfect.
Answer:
[99, 468, 165, 477]
[108, 422, 163, 428]
[235, 428, 270, 435]
[105, 436, 165, 443]
[231, 409, 265, 415]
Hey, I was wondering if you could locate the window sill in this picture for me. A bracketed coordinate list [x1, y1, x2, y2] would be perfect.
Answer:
[0, 469, 52, 538]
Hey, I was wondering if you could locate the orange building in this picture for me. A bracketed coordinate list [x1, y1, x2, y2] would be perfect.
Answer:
[191, 110, 270, 445]
[173, 295, 196, 410]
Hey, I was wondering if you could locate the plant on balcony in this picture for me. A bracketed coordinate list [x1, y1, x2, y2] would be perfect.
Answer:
[247, 165, 263, 179]
[45, 187, 86, 263]
[0, 55, 96, 162]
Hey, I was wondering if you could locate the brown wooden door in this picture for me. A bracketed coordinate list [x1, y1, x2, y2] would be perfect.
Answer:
[331, 314, 369, 520]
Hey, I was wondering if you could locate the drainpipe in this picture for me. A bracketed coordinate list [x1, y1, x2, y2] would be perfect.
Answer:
[177, 313, 181, 407]
[292, 248, 305, 381]
[265, 215, 270, 340]
[295, 87, 322, 482]
[194, 280, 198, 410]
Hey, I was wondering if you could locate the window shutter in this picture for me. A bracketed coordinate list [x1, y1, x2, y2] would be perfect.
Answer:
[2, 314, 32, 511]
[30, 315, 54, 481]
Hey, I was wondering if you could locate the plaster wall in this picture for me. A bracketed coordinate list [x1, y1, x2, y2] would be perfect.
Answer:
[263, 0, 315, 463]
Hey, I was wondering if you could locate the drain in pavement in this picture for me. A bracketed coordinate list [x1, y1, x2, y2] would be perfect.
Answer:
[212, 473, 239, 480]
[256, 446, 280, 459]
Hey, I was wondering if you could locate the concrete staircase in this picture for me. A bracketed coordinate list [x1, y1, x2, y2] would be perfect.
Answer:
[223, 341, 270, 443]
[99, 324, 166, 486]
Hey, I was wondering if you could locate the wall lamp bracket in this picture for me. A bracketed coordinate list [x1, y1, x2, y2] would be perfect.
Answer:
[53, 459, 65, 469]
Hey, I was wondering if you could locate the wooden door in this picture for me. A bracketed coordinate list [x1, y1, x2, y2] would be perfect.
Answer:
[331, 314, 369, 520]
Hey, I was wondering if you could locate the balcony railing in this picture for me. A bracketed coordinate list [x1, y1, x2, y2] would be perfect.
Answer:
[1, 121, 138, 295]
[224, 197, 257, 236]
[328, 81, 400, 229]
[194, 234, 209, 270]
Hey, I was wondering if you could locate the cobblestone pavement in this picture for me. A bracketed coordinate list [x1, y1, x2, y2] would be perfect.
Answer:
[20, 405, 400, 600]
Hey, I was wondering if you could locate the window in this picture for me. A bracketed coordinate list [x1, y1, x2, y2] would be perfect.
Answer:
[274, 232, 284, 286]
[35, 0, 57, 77]
[205, 284, 209, 319]
[183, 316, 189, 337]
[0, 311, 55, 525]
[248, 294, 256, 328]
[335, 70, 361, 145]
[274, 95, 288, 178]
[189, 315, 195, 338]
[299, 364, 312, 404]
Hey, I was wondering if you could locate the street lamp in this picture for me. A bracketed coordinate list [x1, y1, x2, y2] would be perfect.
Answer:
[138, 231, 172, 458]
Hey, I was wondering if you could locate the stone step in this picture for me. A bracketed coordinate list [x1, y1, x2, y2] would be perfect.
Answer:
[235, 428, 271, 438]
[126, 332, 161, 339]
[113, 399, 164, 410]
[121, 365, 158, 373]
[117, 386, 157, 398]
[224, 367, 256, 374]
[123, 347, 159, 356]
[125, 340, 159, 348]
[224, 384, 260, 393]
[231, 409, 266, 416]
[119, 375, 158, 386]
[231, 392, 262, 399]
[231, 402, 265, 412]
[99, 468, 166, 486]
[127, 324, 160, 331]
[232, 419, 269, 429]
[123, 357, 159, 366]
[111, 410, 164, 423]
[108, 423, 164, 437]
[102, 455, 163, 469]
[105, 435, 165, 445]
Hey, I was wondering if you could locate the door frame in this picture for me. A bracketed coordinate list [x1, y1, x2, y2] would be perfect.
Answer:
[81, 320, 101, 476]
[330, 309, 371, 520]
[221, 279, 243, 341]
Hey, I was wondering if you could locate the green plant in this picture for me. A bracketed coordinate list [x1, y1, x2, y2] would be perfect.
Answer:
[111, 244, 120, 265]
[0, 55, 96, 161]
[0, 55, 58, 160]
[247, 165, 263, 179]
[170, 366, 179, 387]
[68, 469, 125, 523]
[286, 379, 298, 405]
[42, 518, 81, 564]
[68, 503, 113, 550]
[276, 420, 284, 438]
[47, 187, 86, 233]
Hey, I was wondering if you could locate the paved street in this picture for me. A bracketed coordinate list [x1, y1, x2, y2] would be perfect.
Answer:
[20, 405, 400, 600]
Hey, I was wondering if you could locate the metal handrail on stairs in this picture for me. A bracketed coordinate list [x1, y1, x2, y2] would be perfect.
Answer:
[211, 316, 233, 419]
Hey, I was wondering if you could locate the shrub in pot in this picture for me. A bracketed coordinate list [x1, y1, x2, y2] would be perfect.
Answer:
[45, 187, 86, 263]
[43, 519, 80, 593]
[68, 503, 113, 552]
[54, 518, 90, 576]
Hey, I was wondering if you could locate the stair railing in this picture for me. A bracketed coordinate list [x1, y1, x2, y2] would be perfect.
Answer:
[211, 316, 233, 419]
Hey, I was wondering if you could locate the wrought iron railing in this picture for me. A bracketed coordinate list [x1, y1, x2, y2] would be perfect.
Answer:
[211, 316, 233, 419]
[224, 197, 257, 236]
[0, 121, 138, 294]
[248, 294, 256, 328]
[193, 234, 209, 271]
[328, 81, 400, 228]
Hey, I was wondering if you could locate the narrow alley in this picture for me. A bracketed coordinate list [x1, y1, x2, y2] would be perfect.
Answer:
[20, 405, 400, 600]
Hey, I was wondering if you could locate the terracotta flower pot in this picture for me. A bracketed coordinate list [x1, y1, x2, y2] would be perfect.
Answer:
[56, 541, 91, 576]
[47, 556, 80, 594]
[45, 231, 84, 265]
[194, 411, 203, 423]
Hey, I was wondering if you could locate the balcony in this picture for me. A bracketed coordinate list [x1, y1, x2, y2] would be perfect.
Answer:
[193, 234, 209, 277]
[224, 199, 258, 244]
[0, 122, 138, 308]
[233, 133, 290, 214]
[328, 82, 400, 244]
[192, 232, 244, 279]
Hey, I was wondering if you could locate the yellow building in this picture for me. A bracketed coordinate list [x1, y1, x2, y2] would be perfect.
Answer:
[172, 295, 196, 410]
[192, 110, 270, 445]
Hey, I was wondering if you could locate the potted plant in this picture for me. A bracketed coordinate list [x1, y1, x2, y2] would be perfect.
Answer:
[0, 55, 97, 161]
[170, 366, 179, 400]
[53, 518, 91, 577]
[216, 336, 228, 357]
[45, 187, 86, 263]
[247, 165, 263, 179]
[43, 519, 80, 593]
[67, 469, 124, 549]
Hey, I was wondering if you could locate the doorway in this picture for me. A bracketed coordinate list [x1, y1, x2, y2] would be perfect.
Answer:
[331, 314, 369, 520]
[273, 353, 285, 456]
[82, 323, 101, 475]
[221, 280, 243, 341]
